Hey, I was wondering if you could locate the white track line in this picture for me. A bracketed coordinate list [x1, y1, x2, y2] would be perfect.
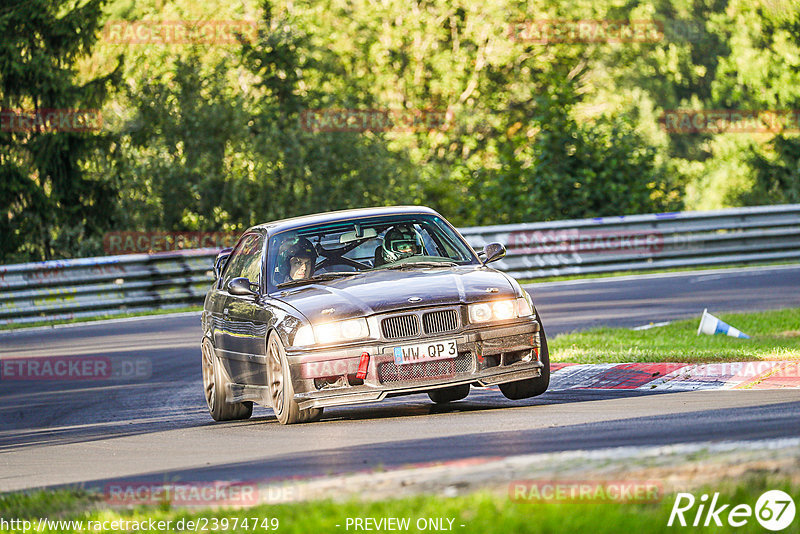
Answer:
[524, 263, 800, 289]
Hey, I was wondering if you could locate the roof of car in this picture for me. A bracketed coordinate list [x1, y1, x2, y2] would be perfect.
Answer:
[250, 205, 440, 235]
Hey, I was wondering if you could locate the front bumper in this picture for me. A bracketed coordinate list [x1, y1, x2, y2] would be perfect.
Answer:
[285, 319, 542, 410]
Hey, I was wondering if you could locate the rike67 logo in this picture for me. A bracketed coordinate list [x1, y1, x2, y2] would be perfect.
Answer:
[668, 490, 796, 531]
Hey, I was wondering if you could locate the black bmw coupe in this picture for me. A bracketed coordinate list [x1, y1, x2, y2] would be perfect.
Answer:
[201, 206, 548, 424]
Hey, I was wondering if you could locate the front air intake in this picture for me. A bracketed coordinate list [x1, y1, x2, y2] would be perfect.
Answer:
[381, 314, 420, 339]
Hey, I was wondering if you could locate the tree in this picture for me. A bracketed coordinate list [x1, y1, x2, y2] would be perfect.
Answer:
[106, 1, 416, 236]
[238, 2, 416, 223]
[741, 135, 800, 205]
[0, 0, 121, 262]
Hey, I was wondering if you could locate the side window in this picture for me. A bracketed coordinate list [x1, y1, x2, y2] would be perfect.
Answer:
[240, 238, 264, 283]
[221, 233, 264, 289]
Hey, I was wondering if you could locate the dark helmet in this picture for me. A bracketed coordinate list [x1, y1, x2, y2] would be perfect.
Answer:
[276, 236, 317, 279]
[381, 225, 423, 263]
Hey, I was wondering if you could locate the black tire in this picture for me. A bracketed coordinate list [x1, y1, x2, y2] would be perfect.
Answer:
[201, 338, 253, 421]
[428, 384, 470, 404]
[499, 322, 550, 400]
[266, 332, 323, 425]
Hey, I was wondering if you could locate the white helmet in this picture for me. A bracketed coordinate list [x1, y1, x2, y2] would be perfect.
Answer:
[381, 225, 423, 263]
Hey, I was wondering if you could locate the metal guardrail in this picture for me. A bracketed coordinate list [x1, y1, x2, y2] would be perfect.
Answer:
[460, 203, 800, 279]
[0, 250, 217, 327]
[1, 204, 799, 326]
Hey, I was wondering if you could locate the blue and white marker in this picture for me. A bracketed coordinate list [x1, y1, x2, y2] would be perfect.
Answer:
[697, 308, 750, 339]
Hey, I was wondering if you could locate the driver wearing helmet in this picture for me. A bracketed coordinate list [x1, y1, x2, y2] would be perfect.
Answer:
[275, 236, 317, 283]
[378, 224, 423, 265]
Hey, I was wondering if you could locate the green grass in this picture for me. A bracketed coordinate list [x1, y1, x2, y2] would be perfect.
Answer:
[0, 489, 99, 521]
[0, 306, 202, 331]
[517, 261, 799, 284]
[550, 308, 800, 364]
[1, 477, 797, 533]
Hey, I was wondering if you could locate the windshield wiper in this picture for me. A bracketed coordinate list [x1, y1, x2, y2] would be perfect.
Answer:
[276, 272, 358, 289]
[385, 261, 459, 269]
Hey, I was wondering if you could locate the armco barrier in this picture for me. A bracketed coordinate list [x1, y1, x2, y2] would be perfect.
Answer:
[1, 204, 799, 326]
[0, 249, 217, 326]
[460, 203, 800, 278]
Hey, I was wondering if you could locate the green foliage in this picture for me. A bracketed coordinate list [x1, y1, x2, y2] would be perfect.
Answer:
[740, 135, 800, 205]
[0, 0, 121, 262]
[103, 3, 418, 235]
[469, 108, 680, 224]
[237, 5, 418, 223]
[111, 54, 250, 231]
[2, 0, 799, 262]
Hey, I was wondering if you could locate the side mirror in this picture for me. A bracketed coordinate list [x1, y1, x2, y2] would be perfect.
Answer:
[481, 242, 506, 266]
[213, 248, 233, 279]
[228, 277, 259, 297]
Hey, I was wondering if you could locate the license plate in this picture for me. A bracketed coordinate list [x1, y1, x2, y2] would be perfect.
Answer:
[393, 339, 458, 365]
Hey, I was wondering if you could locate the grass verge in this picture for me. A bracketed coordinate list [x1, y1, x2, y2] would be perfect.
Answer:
[1, 476, 796, 533]
[550, 307, 800, 364]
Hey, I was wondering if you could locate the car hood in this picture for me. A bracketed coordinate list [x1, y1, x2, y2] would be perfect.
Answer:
[272, 266, 519, 322]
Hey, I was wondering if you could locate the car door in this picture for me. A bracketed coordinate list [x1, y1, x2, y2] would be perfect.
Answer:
[216, 231, 271, 386]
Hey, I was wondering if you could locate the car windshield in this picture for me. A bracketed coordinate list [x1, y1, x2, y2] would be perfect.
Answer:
[267, 213, 478, 290]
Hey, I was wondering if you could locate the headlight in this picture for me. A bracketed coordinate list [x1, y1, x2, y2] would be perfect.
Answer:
[492, 299, 516, 320]
[292, 318, 370, 346]
[294, 325, 315, 346]
[468, 297, 534, 323]
[468, 302, 493, 323]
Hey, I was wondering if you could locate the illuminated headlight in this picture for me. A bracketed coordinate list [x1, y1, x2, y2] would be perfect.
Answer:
[294, 325, 315, 346]
[468, 297, 534, 323]
[293, 318, 370, 346]
[468, 302, 493, 323]
[493, 299, 516, 320]
[340, 318, 369, 339]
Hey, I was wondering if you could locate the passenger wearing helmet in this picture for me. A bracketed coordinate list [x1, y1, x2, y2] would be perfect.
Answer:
[275, 236, 317, 283]
[378, 225, 423, 265]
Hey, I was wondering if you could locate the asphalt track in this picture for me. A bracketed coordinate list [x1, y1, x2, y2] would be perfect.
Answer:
[0, 265, 799, 492]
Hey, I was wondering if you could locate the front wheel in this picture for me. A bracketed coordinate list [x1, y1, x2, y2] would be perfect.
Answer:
[499, 323, 550, 400]
[266, 332, 323, 425]
[201, 338, 253, 421]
